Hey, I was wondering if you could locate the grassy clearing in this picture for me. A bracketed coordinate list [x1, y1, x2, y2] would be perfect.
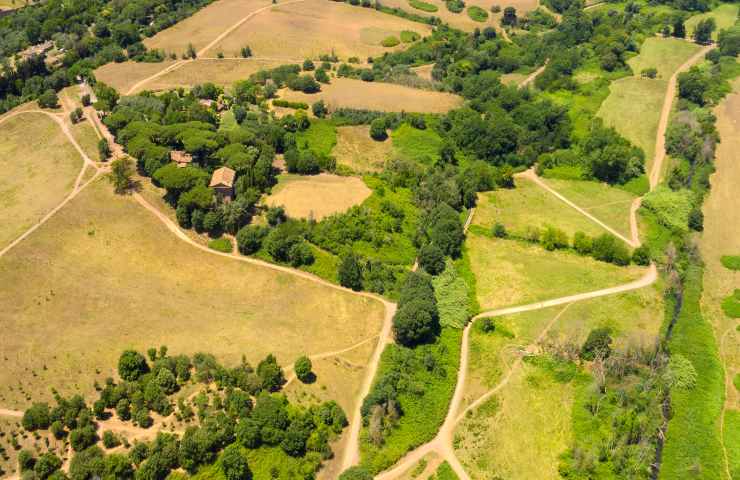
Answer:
[409, 0, 438, 12]
[467, 232, 646, 310]
[466, 5, 488, 21]
[474, 177, 607, 239]
[0, 180, 384, 409]
[391, 123, 443, 164]
[71, 119, 102, 162]
[627, 37, 704, 80]
[660, 266, 725, 480]
[93, 60, 179, 94]
[537, 177, 637, 239]
[282, 77, 463, 113]
[333, 125, 393, 173]
[456, 360, 586, 480]
[208, 237, 233, 252]
[264, 173, 372, 220]
[203, 0, 430, 59]
[360, 328, 462, 474]
[685, 3, 739, 41]
[0, 112, 83, 250]
[296, 119, 337, 157]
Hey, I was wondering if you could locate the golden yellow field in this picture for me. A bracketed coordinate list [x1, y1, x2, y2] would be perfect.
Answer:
[0, 112, 83, 250]
[264, 173, 372, 220]
[333, 125, 393, 173]
[147, 58, 288, 91]
[202, 0, 431, 59]
[0, 180, 385, 409]
[94, 60, 179, 93]
[144, 0, 273, 56]
[281, 77, 463, 113]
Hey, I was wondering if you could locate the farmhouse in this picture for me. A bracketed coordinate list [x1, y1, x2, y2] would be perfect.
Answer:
[170, 150, 193, 168]
[209, 166, 236, 202]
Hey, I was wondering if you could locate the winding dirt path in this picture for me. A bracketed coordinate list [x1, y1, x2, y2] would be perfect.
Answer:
[519, 61, 548, 88]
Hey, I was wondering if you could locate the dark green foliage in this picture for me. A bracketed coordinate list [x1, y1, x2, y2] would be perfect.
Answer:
[592, 234, 630, 265]
[719, 25, 740, 57]
[102, 431, 120, 449]
[393, 272, 440, 346]
[69, 446, 105, 480]
[312, 100, 327, 118]
[118, 350, 149, 382]
[479, 317, 496, 333]
[419, 243, 446, 275]
[18, 450, 35, 472]
[70, 425, 98, 452]
[294, 356, 313, 383]
[236, 225, 269, 255]
[38, 89, 59, 108]
[34, 453, 62, 479]
[370, 118, 388, 141]
[287, 75, 321, 93]
[492, 222, 506, 238]
[632, 245, 651, 266]
[678, 66, 710, 105]
[692, 17, 715, 44]
[257, 355, 285, 392]
[221, 444, 251, 480]
[23, 403, 51, 431]
[540, 226, 568, 251]
[338, 252, 364, 291]
[579, 327, 612, 360]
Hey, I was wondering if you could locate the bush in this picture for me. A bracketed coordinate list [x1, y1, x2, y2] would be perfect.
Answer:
[102, 431, 120, 449]
[18, 450, 35, 472]
[641, 186, 693, 233]
[408, 0, 438, 12]
[492, 222, 507, 238]
[339, 466, 373, 480]
[370, 118, 388, 141]
[393, 272, 439, 346]
[580, 327, 612, 360]
[294, 356, 313, 383]
[632, 245, 651, 266]
[641, 67, 658, 78]
[467, 5, 488, 21]
[573, 231, 592, 255]
[236, 225, 269, 255]
[38, 89, 59, 108]
[287, 75, 321, 93]
[34, 453, 62, 479]
[400, 30, 420, 43]
[540, 226, 568, 251]
[381, 35, 401, 47]
[22, 403, 51, 431]
[446, 0, 465, 13]
[419, 243, 446, 275]
[312, 100, 327, 118]
[479, 317, 496, 333]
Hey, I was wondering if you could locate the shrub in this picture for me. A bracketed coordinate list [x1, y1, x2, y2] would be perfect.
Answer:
[580, 328, 612, 360]
[22, 403, 51, 431]
[339, 466, 373, 480]
[294, 356, 313, 383]
[446, 0, 465, 12]
[467, 5, 488, 21]
[381, 35, 401, 48]
[573, 231, 592, 255]
[102, 431, 120, 449]
[492, 222, 507, 238]
[34, 452, 62, 479]
[721, 290, 740, 318]
[369, 118, 388, 141]
[663, 354, 697, 389]
[287, 75, 320, 93]
[272, 99, 308, 110]
[400, 30, 420, 43]
[720, 255, 740, 271]
[419, 243, 446, 275]
[312, 100, 327, 118]
[540, 226, 568, 251]
[38, 89, 59, 108]
[236, 225, 269, 255]
[18, 450, 35, 472]
[302, 59, 315, 71]
[641, 67, 658, 78]
[393, 272, 439, 346]
[479, 317, 496, 333]
[632, 245, 651, 266]
[408, 0, 438, 12]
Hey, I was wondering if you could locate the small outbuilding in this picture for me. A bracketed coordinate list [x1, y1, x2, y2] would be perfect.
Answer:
[209, 167, 236, 202]
[170, 150, 193, 168]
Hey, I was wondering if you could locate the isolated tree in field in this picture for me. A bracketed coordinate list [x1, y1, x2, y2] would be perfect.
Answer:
[419, 243, 446, 275]
[492, 222, 506, 238]
[338, 252, 363, 290]
[109, 157, 135, 194]
[38, 89, 58, 108]
[369, 118, 387, 141]
[312, 100, 327, 118]
[81, 93, 91, 106]
[294, 356, 313, 383]
[186, 43, 197, 59]
[118, 350, 149, 381]
[672, 17, 686, 38]
[693, 18, 716, 44]
[240, 45, 252, 58]
[501, 6, 517, 26]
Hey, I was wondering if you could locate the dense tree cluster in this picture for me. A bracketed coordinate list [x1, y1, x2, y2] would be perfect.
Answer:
[0, 0, 214, 113]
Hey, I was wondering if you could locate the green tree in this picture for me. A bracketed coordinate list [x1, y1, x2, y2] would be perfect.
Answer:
[22, 403, 51, 431]
[257, 354, 285, 392]
[632, 245, 651, 266]
[312, 100, 327, 118]
[369, 118, 387, 141]
[672, 17, 686, 38]
[18, 450, 35, 472]
[98, 139, 111, 161]
[221, 445, 251, 480]
[677, 66, 709, 105]
[34, 453, 62, 479]
[236, 225, 269, 255]
[109, 157, 135, 194]
[338, 252, 363, 291]
[118, 350, 149, 381]
[501, 6, 517, 26]
[692, 18, 716, 44]
[419, 243, 446, 275]
[294, 356, 313, 383]
[38, 89, 59, 108]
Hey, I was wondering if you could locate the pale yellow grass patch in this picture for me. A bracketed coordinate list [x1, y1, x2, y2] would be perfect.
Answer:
[146, 58, 288, 91]
[265, 173, 371, 220]
[0, 180, 385, 408]
[333, 125, 392, 173]
[282, 77, 463, 113]
[411, 63, 435, 82]
[701, 79, 740, 411]
[501, 72, 527, 85]
[144, 0, 273, 56]
[71, 119, 102, 162]
[0, 112, 83, 250]
[94, 60, 179, 93]
[204, 0, 431, 59]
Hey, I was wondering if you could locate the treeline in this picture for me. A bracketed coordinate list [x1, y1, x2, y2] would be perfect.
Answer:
[0, 0, 215, 113]
[21, 347, 346, 479]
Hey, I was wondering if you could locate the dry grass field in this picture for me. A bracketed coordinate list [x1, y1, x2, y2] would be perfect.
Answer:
[264, 173, 372, 220]
[701, 80, 740, 424]
[145, 58, 288, 91]
[467, 232, 646, 311]
[456, 286, 664, 478]
[475, 177, 608, 239]
[94, 60, 180, 93]
[0, 112, 82, 250]
[0, 180, 385, 409]
[333, 125, 393, 173]
[539, 177, 636, 239]
[70, 120, 102, 162]
[281, 77, 463, 113]
[144, 0, 273, 56]
[203, 0, 431, 59]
